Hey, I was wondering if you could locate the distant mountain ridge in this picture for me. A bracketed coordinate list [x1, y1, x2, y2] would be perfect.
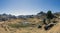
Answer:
[0, 11, 60, 21]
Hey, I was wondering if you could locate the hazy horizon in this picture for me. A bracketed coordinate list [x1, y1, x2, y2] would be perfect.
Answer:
[0, 0, 60, 16]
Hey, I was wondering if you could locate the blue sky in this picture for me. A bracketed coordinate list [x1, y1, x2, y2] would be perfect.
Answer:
[0, 0, 60, 16]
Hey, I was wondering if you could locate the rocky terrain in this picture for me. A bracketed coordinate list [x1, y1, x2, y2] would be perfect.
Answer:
[0, 11, 60, 33]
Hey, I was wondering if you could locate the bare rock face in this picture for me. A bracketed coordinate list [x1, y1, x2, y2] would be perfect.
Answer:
[44, 23, 56, 30]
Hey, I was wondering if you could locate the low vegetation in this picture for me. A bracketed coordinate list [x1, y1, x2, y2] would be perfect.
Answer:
[8, 22, 32, 28]
[0, 10, 59, 33]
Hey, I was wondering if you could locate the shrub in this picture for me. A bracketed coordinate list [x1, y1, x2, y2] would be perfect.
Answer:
[46, 10, 54, 24]
[38, 25, 42, 28]
[46, 10, 54, 19]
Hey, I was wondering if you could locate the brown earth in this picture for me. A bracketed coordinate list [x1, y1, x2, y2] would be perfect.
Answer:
[0, 18, 60, 33]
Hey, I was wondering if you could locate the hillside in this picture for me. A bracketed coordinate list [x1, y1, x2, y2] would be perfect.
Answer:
[0, 12, 60, 33]
[0, 17, 60, 33]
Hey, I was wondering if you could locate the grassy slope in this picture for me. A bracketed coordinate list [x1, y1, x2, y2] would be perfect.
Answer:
[0, 18, 60, 33]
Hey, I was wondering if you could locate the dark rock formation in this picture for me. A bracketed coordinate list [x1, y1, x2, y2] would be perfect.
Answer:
[44, 23, 55, 30]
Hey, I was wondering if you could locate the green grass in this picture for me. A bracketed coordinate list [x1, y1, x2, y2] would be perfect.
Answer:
[8, 23, 32, 28]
